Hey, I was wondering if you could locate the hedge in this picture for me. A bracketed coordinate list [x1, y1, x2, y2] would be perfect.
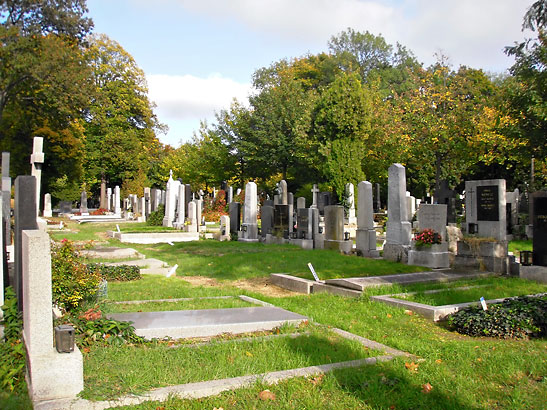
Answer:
[87, 263, 141, 282]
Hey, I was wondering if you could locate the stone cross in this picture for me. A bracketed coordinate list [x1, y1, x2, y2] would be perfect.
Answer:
[310, 184, 319, 208]
[30, 137, 44, 216]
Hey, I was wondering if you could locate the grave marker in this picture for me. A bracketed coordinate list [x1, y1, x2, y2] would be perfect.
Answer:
[465, 179, 506, 241]
[356, 181, 378, 257]
[43, 193, 52, 217]
[2, 152, 11, 244]
[30, 137, 44, 216]
[532, 191, 547, 266]
[384, 164, 411, 262]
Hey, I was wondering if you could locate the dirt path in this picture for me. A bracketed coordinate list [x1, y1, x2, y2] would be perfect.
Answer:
[182, 275, 297, 298]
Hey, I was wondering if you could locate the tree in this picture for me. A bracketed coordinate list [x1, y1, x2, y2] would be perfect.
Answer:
[505, 0, 547, 188]
[83, 34, 166, 197]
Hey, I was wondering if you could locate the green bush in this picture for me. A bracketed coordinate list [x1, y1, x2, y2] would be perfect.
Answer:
[87, 263, 141, 281]
[59, 307, 145, 347]
[448, 294, 547, 339]
[0, 287, 26, 394]
[147, 204, 165, 226]
[51, 239, 102, 310]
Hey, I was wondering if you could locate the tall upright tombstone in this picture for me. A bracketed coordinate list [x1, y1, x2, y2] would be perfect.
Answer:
[14, 176, 38, 310]
[374, 183, 381, 212]
[2, 152, 11, 245]
[323, 205, 351, 253]
[531, 191, 547, 266]
[356, 181, 378, 257]
[22, 229, 84, 402]
[465, 179, 506, 241]
[163, 172, 180, 227]
[100, 177, 107, 210]
[175, 184, 186, 228]
[106, 188, 112, 212]
[345, 183, 357, 224]
[310, 184, 319, 208]
[30, 137, 44, 216]
[114, 185, 121, 215]
[43, 193, 52, 217]
[239, 181, 258, 242]
[279, 180, 288, 205]
[80, 191, 88, 214]
[186, 201, 198, 232]
[227, 186, 233, 204]
[261, 205, 274, 238]
[296, 197, 306, 209]
[144, 187, 151, 217]
[0, 192, 3, 317]
[384, 164, 411, 263]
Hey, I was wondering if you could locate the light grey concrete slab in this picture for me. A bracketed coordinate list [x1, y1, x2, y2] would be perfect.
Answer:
[270, 273, 315, 294]
[81, 247, 144, 259]
[312, 282, 362, 298]
[117, 232, 200, 244]
[326, 271, 496, 291]
[108, 306, 308, 339]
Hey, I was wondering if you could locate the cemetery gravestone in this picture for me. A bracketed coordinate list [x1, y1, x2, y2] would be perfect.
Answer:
[30, 137, 44, 216]
[297, 197, 306, 209]
[43, 193, 52, 217]
[2, 152, 11, 245]
[274, 204, 290, 238]
[229, 202, 241, 235]
[374, 183, 381, 212]
[14, 176, 38, 310]
[356, 181, 378, 257]
[345, 183, 357, 224]
[310, 184, 319, 208]
[384, 164, 412, 263]
[532, 191, 547, 266]
[279, 180, 288, 205]
[324, 205, 351, 254]
[114, 186, 121, 215]
[80, 191, 89, 215]
[239, 181, 258, 242]
[465, 179, 506, 241]
[408, 204, 450, 268]
[296, 208, 314, 240]
[434, 180, 457, 223]
[175, 184, 186, 228]
[100, 178, 107, 209]
[261, 205, 274, 238]
[219, 215, 230, 241]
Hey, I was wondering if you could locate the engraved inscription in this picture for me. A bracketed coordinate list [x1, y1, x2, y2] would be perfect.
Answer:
[477, 185, 499, 221]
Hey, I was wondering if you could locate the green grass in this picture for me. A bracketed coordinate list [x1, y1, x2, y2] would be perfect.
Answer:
[399, 277, 547, 306]
[113, 223, 179, 233]
[82, 326, 377, 401]
[105, 276, 243, 301]
[508, 239, 533, 254]
[103, 297, 254, 313]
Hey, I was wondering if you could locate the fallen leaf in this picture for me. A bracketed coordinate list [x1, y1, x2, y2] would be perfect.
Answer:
[258, 390, 276, 401]
[245, 351, 253, 357]
[310, 375, 324, 386]
[435, 359, 442, 364]
[387, 313, 392, 318]
[155, 407, 165, 410]
[404, 310, 413, 316]
[82, 347, 90, 354]
[405, 362, 419, 372]
[476, 358, 482, 362]
[422, 383, 433, 393]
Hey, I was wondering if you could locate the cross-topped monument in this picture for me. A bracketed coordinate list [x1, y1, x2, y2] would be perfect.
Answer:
[310, 184, 319, 208]
[30, 137, 44, 216]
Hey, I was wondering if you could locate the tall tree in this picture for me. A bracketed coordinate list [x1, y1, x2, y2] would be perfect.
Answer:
[505, 0, 547, 188]
[83, 34, 166, 196]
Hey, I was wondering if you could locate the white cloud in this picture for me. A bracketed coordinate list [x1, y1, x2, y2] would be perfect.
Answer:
[173, 0, 530, 71]
[146, 73, 252, 146]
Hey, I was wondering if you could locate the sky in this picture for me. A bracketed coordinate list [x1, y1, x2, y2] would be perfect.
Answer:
[87, 0, 533, 148]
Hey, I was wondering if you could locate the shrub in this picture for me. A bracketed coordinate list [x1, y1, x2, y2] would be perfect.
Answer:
[203, 189, 228, 222]
[87, 263, 141, 281]
[447, 294, 547, 339]
[51, 239, 102, 311]
[0, 287, 26, 393]
[59, 306, 145, 347]
[147, 204, 165, 226]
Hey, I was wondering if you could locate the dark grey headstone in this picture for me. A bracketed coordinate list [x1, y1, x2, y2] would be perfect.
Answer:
[274, 204, 290, 238]
[14, 176, 38, 311]
[260, 206, 274, 237]
[185, 184, 192, 211]
[229, 202, 241, 234]
[532, 192, 547, 266]
[374, 183, 381, 212]
[477, 185, 499, 221]
[263, 200, 274, 207]
[434, 180, 457, 223]
[59, 201, 72, 214]
[297, 208, 314, 240]
[318, 192, 333, 215]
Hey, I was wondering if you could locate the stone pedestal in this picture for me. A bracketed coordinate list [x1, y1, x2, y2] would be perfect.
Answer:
[22, 230, 83, 404]
[356, 229, 379, 257]
[453, 240, 508, 273]
[383, 244, 410, 264]
[408, 242, 450, 268]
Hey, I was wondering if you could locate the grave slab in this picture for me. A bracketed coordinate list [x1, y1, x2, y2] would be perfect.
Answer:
[108, 306, 308, 339]
[270, 273, 314, 294]
[106, 258, 167, 269]
[81, 247, 144, 259]
[325, 271, 496, 291]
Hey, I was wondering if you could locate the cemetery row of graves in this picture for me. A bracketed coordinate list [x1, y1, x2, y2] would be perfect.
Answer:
[0, 139, 546, 409]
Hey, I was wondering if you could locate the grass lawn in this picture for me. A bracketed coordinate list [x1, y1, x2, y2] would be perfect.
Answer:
[15, 219, 542, 410]
[508, 239, 533, 254]
[398, 277, 547, 306]
[82, 325, 377, 401]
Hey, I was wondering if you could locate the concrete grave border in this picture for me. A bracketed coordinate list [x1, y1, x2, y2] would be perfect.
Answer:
[34, 323, 412, 410]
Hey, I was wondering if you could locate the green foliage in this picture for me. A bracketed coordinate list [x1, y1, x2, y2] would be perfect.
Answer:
[51, 239, 102, 310]
[448, 294, 547, 339]
[0, 287, 26, 394]
[1, 287, 22, 341]
[61, 307, 145, 348]
[87, 264, 141, 282]
[146, 204, 165, 226]
[49, 174, 81, 203]
[202, 189, 228, 222]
